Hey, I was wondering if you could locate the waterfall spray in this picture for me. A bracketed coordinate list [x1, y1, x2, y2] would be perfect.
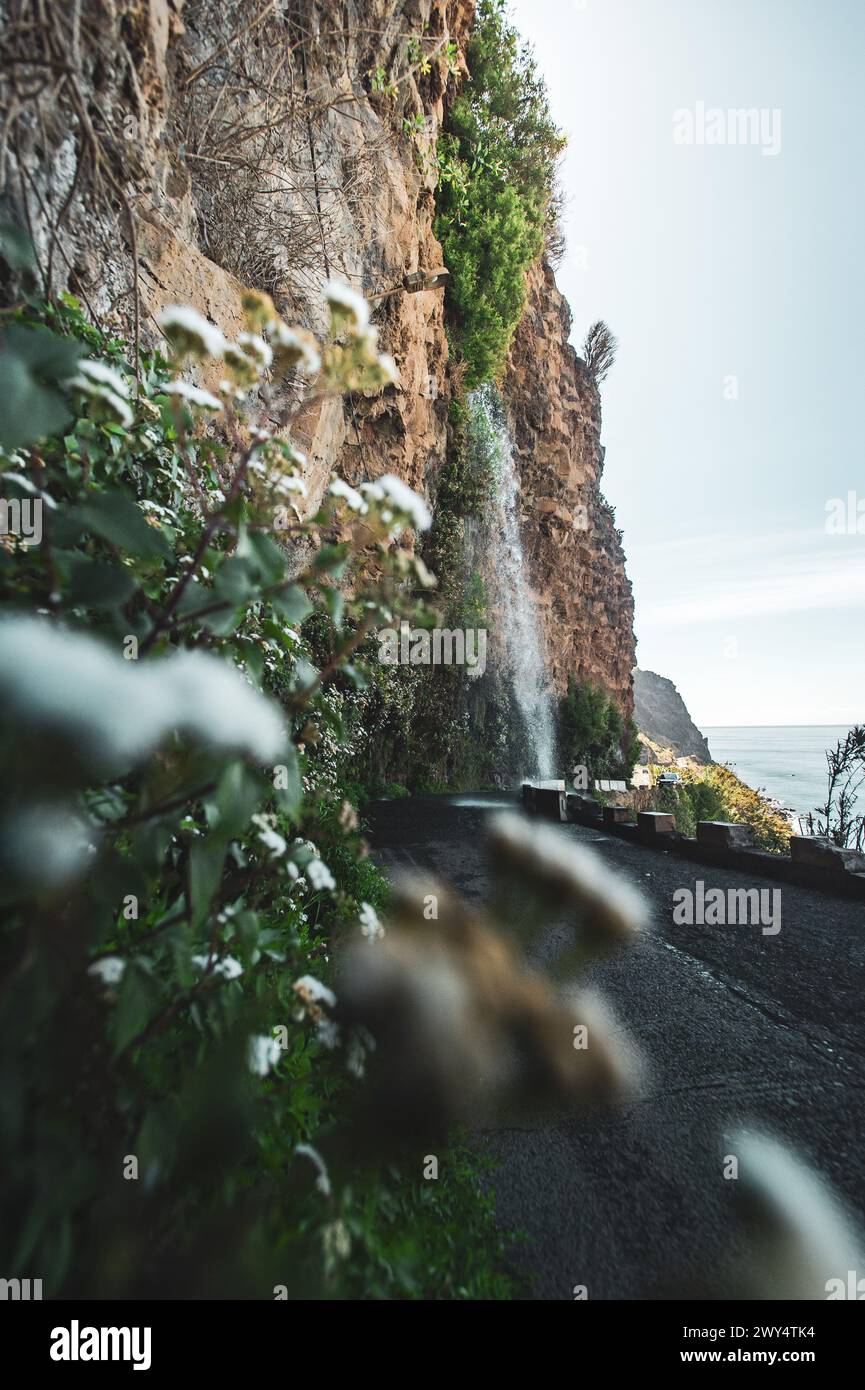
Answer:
[468, 385, 558, 778]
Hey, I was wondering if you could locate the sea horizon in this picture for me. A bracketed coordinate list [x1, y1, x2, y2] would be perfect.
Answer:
[700, 724, 854, 818]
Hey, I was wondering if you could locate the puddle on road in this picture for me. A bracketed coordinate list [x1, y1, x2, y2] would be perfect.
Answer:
[450, 796, 515, 810]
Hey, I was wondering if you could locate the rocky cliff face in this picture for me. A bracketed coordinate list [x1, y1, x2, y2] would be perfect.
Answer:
[503, 260, 636, 717]
[633, 668, 712, 762]
[3, 0, 636, 725]
[1, 0, 472, 514]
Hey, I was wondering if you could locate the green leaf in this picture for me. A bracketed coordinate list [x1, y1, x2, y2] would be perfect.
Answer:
[177, 557, 256, 635]
[212, 555, 255, 606]
[49, 510, 86, 547]
[75, 489, 171, 560]
[273, 742, 302, 818]
[0, 324, 83, 449]
[321, 586, 344, 630]
[135, 1106, 173, 1176]
[176, 578, 208, 616]
[189, 836, 227, 929]
[204, 556, 256, 634]
[64, 555, 137, 610]
[0, 220, 36, 272]
[233, 909, 260, 950]
[311, 544, 349, 578]
[271, 584, 312, 626]
[292, 658, 318, 693]
[235, 636, 265, 682]
[205, 760, 260, 839]
[113, 964, 157, 1055]
[236, 527, 286, 585]
[342, 663, 368, 690]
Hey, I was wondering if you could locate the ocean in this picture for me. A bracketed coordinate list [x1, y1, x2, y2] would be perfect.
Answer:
[701, 725, 851, 818]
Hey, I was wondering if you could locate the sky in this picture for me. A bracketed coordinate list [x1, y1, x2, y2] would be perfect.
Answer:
[509, 0, 864, 727]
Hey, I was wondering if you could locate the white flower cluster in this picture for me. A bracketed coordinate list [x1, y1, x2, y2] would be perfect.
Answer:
[328, 477, 368, 514]
[163, 380, 222, 412]
[374, 474, 432, 531]
[156, 281, 399, 416]
[249, 440, 308, 507]
[324, 280, 369, 329]
[295, 1142, 331, 1197]
[191, 953, 244, 980]
[248, 1032, 283, 1077]
[322, 1219, 351, 1269]
[237, 332, 272, 369]
[251, 811, 287, 859]
[321, 279, 399, 392]
[267, 320, 321, 376]
[0, 616, 288, 767]
[87, 955, 126, 987]
[158, 306, 227, 360]
[359, 902, 384, 941]
[293, 974, 337, 1025]
[344, 473, 432, 537]
[156, 302, 292, 404]
[64, 358, 133, 428]
[326, 472, 432, 542]
[307, 858, 336, 892]
[346, 1027, 375, 1080]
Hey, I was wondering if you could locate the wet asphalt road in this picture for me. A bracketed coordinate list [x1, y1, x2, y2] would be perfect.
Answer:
[369, 792, 865, 1301]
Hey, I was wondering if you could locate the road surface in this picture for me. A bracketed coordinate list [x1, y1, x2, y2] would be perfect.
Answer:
[370, 792, 865, 1300]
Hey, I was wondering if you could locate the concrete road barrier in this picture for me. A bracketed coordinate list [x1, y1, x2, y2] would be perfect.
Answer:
[638, 810, 676, 841]
[523, 780, 567, 822]
[789, 835, 865, 874]
[697, 821, 756, 850]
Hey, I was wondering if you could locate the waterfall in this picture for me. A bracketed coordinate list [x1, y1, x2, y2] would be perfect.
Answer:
[468, 385, 558, 778]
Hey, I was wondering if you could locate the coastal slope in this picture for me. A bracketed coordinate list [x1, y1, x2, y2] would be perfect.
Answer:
[633, 667, 712, 762]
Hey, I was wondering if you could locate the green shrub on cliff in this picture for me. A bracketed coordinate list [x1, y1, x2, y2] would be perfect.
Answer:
[652, 777, 726, 839]
[704, 764, 792, 853]
[560, 678, 640, 785]
[436, 0, 565, 386]
[648, 764, 791, 852]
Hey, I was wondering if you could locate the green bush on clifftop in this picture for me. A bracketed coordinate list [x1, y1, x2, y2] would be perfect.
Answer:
[435, 0, 565, 386]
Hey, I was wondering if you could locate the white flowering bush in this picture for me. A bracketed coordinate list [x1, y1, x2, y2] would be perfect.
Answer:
[0, 287, 516, 1298]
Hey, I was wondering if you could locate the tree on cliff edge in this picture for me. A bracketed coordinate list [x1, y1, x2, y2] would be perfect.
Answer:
[582, 320, 618, 384]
